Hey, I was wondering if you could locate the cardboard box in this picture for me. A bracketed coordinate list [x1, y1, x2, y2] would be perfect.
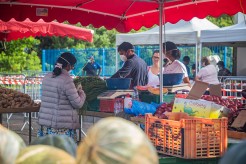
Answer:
[186, 81, 209, 100]
[172, 98, 224, 118]
[172, 98, 212, 118]
[231, 110, 246, 128]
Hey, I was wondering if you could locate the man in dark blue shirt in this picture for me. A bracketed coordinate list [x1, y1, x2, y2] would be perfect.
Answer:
[82, 56, 101, 76]
[111, 42, 148, 87]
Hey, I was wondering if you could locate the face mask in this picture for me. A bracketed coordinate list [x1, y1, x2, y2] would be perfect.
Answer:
[120, 55, 127, 62]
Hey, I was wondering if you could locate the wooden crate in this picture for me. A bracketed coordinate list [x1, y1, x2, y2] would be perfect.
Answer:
[145, 114, 228, 159]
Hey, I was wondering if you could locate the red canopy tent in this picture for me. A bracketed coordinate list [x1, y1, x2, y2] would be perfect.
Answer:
[0, 0, 245, 33]
[0, 18, 94, 42]
[0, 0, 245, 100]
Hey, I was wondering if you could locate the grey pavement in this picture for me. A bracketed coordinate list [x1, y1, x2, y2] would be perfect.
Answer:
[1, 113, 101, 145]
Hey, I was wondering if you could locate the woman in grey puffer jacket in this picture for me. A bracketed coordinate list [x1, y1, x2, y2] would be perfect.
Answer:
[38, 52, 86, 142]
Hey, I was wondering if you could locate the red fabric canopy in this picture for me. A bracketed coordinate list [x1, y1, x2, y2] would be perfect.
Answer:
[0, 18, 94, 42]
[0, 0, 245, 33]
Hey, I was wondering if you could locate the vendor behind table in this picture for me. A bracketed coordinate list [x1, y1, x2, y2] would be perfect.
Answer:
[111, 42, 148, 88]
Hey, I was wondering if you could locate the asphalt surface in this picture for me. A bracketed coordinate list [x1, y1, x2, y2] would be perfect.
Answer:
[1, 113, 98, 145]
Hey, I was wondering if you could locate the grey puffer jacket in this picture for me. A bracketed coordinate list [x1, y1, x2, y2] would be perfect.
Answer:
[38, 70, 86, 129]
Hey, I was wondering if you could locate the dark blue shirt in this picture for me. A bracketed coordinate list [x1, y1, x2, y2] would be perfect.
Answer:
[185, 65, 191, 77]
[83, 62, 101, 76]
[111, 54, 148, 87]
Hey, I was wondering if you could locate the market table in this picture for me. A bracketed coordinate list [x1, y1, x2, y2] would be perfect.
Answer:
[83, 110, 114, 118]
[79, 110, 115, 140]
[0, 106, 40, 144]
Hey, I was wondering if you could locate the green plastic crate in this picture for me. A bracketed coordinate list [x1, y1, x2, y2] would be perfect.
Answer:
[159, 156, 219, 164]
[139, 91, 175, 104]
[87, 99, 100, 111]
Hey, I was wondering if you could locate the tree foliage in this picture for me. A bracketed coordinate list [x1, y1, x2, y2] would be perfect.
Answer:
[0, 14, 236, 73]
[0, 37, 41, 73]
[207, 14, 234, 27]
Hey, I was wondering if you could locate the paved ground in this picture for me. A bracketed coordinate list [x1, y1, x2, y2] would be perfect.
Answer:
[1, 113, 100, 145]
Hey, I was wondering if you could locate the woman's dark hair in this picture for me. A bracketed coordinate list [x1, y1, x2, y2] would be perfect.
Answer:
[170, 49, 181, 59]
[163, 41, 181, 60]
[152, 50, 159, 57]
[53, 52, 77, 77]
[201, 56, 210, 66]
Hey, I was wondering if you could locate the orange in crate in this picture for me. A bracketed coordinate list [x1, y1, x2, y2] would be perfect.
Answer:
[145, 113, 227, 159]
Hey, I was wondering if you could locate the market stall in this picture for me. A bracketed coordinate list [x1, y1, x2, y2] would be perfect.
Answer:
[0, 87, 40, 143]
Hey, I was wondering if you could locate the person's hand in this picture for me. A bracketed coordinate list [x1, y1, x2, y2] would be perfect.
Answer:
[77, 84, 84, 96]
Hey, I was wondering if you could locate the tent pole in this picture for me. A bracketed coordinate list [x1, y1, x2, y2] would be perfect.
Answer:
[195, 38, 198, 76]
[159, 0, 164, 103]
[199, 42, 202, 71]
[115, 46, 118, 71]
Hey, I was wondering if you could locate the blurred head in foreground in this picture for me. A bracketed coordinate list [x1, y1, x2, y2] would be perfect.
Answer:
[76, 117, 158, 164]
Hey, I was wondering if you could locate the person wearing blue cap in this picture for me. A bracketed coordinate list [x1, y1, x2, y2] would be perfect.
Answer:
[82, 56, 102, 76]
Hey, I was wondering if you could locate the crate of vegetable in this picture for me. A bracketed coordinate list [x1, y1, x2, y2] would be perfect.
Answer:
[0, 87, 40, 112]
[145, 113, 228, 159]
[200, 95, 246, 128]
[74, 76, 107, 114]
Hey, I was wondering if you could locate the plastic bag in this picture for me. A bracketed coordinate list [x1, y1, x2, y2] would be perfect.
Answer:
[124, 100, 156, 116]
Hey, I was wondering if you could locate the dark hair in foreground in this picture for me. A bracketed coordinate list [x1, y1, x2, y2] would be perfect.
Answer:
[53, 52, 77, 77]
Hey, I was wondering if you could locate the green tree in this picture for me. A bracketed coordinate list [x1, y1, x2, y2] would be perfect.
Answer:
[207, 14, 234, 27]
[0, 37, 41, 73]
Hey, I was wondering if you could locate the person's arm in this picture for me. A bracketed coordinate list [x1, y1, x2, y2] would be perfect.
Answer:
[111, 60, 133, 78]
[180, 62, 190, 85]
[183, 77, 190, 84]
[64, 78, 86, 109]
[82, 63, 88, 76]
[194, 76, 201, 82]
[195, 68, 203, 82]
[97, 68, 102, 76]
[96, 63, 102, 76]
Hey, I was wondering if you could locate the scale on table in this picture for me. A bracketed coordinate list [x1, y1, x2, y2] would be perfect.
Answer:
[97, 89, 134, 100]
[163, 83, 191, 93]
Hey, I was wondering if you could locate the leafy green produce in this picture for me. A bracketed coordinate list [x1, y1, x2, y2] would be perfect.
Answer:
[74, 76, 107, 114]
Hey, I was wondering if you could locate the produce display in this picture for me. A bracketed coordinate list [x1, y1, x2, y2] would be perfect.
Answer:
[31, 135, 77, 157]
[74, 76, 107, 113]
[0, 125, 26, 164]
[201, 95, 245, 128]
[77, 117, 158, 164]
[153, 102, 174, 119]
[15, 145, 76, 164]
[0, 87, 39, 109]
[147, 87, 168, 95]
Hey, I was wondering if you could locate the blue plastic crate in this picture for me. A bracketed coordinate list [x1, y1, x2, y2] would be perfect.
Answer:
[106, 78, 131, 90]
[162, 73, 184, 86]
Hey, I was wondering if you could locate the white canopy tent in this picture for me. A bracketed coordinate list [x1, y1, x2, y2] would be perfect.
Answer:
[200, 21, 246, 46]
[116, 17, 219, 75]
[116, 17, 219, 46]
[200, 21, 246, 75]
